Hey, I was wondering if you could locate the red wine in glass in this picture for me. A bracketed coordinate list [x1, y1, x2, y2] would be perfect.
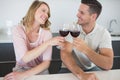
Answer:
[59, 30, 69, 37]
[57, 30, 69, 49]
[70, 31, 80, 37]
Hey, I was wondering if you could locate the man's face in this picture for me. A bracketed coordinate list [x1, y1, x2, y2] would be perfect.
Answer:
[76, 3, 92, 26]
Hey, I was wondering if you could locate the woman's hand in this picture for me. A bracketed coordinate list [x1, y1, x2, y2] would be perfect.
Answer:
[48, 36, 65, 46]
[4, 72, 26, 80]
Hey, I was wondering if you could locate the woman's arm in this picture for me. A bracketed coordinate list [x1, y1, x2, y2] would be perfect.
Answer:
[13, 27, 64, 64]
[4, 60, 50, 80]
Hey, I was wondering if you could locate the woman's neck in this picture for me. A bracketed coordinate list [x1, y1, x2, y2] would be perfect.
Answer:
[31, 22, 40, 33]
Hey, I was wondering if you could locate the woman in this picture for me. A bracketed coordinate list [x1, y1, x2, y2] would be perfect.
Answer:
[4, 0, 64, 80]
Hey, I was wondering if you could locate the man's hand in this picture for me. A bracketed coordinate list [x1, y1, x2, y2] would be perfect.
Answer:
[77, 72, 99, 80]
[73, 38, 89, 54]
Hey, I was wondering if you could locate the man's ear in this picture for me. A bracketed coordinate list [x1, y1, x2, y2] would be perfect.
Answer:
[94, 13, 97, 20]
[92, 13, 97, 20]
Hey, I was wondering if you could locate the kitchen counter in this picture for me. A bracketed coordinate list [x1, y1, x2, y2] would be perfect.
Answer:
[0, 69, 120, 80]
[0, 34, 12, 43]
[111, 36, 120, 41]
[0, 34, 120, 43]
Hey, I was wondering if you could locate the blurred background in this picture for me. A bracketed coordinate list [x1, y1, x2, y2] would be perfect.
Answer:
[0, 0, 120, 33]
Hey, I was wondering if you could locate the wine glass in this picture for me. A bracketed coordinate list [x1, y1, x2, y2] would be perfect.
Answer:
[70, 23, 80, 38]
[57, 24, 70, 49]
[59, 24, 69, 37]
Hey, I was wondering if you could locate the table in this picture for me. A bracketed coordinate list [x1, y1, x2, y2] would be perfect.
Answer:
[0, 69, 120, 80]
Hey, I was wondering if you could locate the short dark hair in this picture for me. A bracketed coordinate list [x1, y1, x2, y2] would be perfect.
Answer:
[81, 0, 102, 19]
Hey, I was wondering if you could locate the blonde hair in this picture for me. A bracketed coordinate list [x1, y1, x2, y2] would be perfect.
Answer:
[22, 0, 51, 30]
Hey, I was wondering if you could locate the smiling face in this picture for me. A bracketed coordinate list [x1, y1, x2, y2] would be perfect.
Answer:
[76, 3, 96, 26]
[34, 4, 49, 25]
[22, 1, 51, 30]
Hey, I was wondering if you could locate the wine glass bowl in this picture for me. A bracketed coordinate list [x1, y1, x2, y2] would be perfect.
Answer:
[59, 24, 70, 37]
[70, 31, 80, 37]
[70, 24, 80, 37]
[59, 30, 69, 37]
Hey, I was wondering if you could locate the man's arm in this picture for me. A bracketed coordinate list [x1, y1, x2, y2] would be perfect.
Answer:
[61, 41, 99, 80]
[73, 38, 114, 70]
[85, 48, 114, 70]
[61, 41, 84, 76]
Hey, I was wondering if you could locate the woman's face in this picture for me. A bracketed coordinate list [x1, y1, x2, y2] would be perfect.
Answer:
[34, 4, 49, 25]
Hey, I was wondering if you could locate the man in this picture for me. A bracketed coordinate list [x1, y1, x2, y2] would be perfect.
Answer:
[61, 0, 114, 80]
